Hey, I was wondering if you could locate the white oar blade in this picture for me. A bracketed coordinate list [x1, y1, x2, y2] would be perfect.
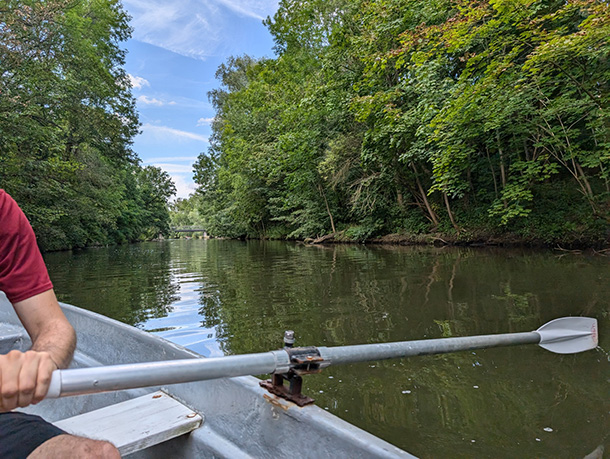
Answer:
[536, 317, 598, 354]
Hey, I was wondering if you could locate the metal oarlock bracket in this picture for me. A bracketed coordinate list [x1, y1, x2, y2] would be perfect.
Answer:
[260, 372, 314, 407]
[260, 331, 329, 406]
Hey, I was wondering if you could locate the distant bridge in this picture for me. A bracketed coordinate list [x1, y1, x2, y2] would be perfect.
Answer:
[170, 227, 207, 234]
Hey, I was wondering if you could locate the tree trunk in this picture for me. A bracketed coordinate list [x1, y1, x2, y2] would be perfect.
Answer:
[575, 162, 594, 199]
[318, 183, 336, 234]
[394, 155, 405, 211]
[411, 163, 439, 227]
[443, 192, 459, 232]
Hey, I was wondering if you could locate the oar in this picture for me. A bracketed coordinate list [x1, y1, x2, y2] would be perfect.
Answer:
[46, 316, 598, 398]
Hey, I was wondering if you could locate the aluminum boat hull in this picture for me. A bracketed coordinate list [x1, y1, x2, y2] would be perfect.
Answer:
[0, 294, 413, 458]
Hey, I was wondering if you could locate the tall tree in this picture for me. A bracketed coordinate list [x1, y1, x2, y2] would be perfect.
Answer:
[1, 0, 176, 250]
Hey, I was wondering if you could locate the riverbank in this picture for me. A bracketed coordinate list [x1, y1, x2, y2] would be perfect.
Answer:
[303, 230, 610, 251]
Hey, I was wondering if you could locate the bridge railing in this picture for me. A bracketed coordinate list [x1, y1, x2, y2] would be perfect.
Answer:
[170, 227, 207, 233]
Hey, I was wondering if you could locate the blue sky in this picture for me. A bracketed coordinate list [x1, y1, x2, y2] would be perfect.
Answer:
[122, 0, 279, 198]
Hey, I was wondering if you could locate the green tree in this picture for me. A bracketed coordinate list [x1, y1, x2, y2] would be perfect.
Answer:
[136, 166, 177, 238]
[1, 0, 176, 250]
[193, 0, 609, 245]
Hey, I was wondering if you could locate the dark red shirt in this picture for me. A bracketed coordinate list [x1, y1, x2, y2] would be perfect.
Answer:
[0, 190, 53, 303]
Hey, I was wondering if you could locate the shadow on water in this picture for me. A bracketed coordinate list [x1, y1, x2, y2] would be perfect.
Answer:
[45, 240, 609, 458]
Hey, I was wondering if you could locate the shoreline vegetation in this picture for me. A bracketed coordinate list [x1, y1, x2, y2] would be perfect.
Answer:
[180, 1, 610, 250]
[3, 1, 609, 252]
[171, 231, 610, 251]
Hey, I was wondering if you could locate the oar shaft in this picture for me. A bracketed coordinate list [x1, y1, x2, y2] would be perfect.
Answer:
[319, 332, 541, 365]
[48, 315, 599, 398]
[48, 332, 542, 398]
[49, 351, 291, 398]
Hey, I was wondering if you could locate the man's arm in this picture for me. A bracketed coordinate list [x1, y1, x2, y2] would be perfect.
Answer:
[0, 289, 76, 411]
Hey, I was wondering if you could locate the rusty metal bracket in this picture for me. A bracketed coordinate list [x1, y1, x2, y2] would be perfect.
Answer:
[260, 339, 329, 406]
[286, 346, 328, 375]
[260, 372, 314, 407]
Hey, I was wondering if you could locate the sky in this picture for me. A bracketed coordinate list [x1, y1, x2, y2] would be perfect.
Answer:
[122, 0, 279, 199]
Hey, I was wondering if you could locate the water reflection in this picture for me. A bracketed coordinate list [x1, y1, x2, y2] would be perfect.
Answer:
[48, 244, 179, 324]
[44, 240, 609, 458]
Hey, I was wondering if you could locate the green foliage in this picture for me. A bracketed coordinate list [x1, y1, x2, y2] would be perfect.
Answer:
[0, 0, 175, 250]
[193, 0, 610, 245]
[170, 196, 203, 228]
[135, 166, 177, 239]
[343, 218, 384, 242]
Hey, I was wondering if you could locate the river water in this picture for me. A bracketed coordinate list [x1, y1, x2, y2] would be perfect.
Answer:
[44, 239, 609, 458]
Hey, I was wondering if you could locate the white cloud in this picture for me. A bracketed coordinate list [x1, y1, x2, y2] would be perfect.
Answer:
[197, 117, 215, 126]
[149, 163, 193, 174]
[170, 173, 198, 199]
[141, 123, 209, 142]
[138, 95, 165, 106]
[214, 0, 274, 20]
[138, 95, 206, 109]
[122, 0, 279, 59]
[144, 156, 199, 163]
[128, 74, 150, 89]
[170, 97, 210, 110]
